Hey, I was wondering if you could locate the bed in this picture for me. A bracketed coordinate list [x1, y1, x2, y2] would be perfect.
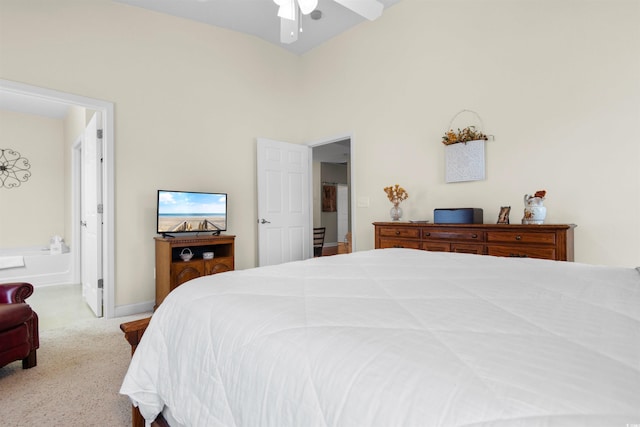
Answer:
[120, 248, 640, 426]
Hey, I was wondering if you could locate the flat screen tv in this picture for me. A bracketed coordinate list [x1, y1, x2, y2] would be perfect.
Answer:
[157, 190, 227, 236]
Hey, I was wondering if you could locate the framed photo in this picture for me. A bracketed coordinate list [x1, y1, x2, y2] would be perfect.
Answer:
[497, 206, 511, 224]
[322, 185, 336, 212]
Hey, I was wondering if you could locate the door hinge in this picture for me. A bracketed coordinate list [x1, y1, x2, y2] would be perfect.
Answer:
[98, 279, 104, 289]
[97, 129, 103, 139]
[97, 204, 103, 214]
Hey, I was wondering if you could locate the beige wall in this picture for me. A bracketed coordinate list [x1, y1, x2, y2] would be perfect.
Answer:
[0, 0, 303, 308]
[0, 0, 638, 312]
[0, 110, 65, 247]
[303, 0, 640, 267]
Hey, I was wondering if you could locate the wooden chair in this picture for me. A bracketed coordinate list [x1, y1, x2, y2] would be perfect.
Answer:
[313, 227, 326, 257]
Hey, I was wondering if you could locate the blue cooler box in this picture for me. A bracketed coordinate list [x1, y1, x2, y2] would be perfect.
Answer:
[434, 208, 483, 224]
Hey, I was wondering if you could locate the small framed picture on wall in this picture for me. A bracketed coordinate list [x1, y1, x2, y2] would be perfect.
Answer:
[497, 206, 511, 224]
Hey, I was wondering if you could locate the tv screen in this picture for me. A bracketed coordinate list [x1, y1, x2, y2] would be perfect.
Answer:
[157, 190, 227, 235]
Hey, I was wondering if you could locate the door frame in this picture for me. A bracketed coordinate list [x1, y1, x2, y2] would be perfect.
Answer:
[1, 79, 116, 318]
[307, 133, 356, 253]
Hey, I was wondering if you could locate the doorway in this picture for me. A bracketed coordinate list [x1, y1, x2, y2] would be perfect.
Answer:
[0, 79, 115, 318]
[310, 136, 354, 255]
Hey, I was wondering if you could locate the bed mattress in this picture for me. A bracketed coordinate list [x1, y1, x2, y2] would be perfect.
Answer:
[121, 249, 640, 426]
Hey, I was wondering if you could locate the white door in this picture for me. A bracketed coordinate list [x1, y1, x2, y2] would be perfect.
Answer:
[81, 113, 103, 317]
[257, 138, 310, 266]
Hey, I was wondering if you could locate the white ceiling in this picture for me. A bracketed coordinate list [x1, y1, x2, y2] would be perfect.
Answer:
[1, 0, 402, 119]
[114, 0, 403, 56]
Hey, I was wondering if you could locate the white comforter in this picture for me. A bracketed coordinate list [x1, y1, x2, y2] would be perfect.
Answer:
[121, 249, 640, 427]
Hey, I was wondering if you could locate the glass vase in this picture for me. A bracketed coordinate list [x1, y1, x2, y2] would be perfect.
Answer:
[390, 203, 403, 221]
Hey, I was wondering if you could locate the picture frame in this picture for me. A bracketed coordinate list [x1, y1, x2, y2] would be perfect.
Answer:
[322, 185, 336, 212]
[497, 206, 511, 224]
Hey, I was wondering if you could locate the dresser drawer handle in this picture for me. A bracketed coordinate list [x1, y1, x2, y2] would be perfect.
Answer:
[515, 235, 522, 240]
[425, 232, 431, 236]
[471, 234, 478, 239]
[395, 231, 401, 235]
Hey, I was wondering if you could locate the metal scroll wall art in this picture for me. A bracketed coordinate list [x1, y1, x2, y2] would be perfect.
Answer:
[0, 148, 31, 189]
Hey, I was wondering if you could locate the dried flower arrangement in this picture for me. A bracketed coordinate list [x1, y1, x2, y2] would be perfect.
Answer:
[384, 184, 409, 206]
[442, 126, 488, 146]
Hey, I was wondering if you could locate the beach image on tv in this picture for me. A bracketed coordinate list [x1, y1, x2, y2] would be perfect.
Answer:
[158, 191, 226, 233]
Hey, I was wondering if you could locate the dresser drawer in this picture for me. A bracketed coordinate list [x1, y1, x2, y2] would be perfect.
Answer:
[487, 245, 556, 260]
[378, 238, 422, 250]
[486, 231, 556, 245]
[451, 243, 485, 255]
[379, 227, 420, 239]
[422, 242, 451, 252]
[423, 229, 484, 242]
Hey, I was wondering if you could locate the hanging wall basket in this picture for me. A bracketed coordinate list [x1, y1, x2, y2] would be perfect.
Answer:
[442, 110, 488, 183]
[0, 148, 31, 189]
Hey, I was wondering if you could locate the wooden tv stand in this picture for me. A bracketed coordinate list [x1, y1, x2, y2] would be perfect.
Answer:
[155, 234, 235, 308]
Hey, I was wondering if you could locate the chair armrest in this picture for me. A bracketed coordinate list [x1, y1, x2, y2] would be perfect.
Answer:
[0, 282, 34, 304]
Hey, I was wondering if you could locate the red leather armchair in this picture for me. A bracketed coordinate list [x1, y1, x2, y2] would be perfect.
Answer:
[0, 282, 39, 369]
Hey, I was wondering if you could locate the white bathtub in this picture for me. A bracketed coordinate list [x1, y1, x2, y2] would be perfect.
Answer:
[0, 246, 73, 287]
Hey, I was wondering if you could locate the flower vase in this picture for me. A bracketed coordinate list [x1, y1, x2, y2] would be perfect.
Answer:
[390, 203, 403, 221]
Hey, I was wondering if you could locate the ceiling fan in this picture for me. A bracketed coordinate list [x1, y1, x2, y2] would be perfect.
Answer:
[274, 0, 384, 44]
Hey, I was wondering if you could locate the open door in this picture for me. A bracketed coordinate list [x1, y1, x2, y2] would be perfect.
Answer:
[257, 138, 310, 266]
[81, 113, 103, 317]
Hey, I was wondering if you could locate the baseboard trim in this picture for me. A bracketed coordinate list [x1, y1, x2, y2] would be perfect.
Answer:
[114, 300, 154, 318]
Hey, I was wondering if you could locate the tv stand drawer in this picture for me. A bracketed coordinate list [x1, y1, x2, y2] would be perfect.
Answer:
[155, 235, 235, 309]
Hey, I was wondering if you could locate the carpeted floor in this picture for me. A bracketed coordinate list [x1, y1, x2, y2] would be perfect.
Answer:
[0, 313, 149, 427]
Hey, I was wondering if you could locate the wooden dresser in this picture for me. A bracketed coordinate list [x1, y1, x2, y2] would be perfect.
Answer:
[373, 222, 575, 261]
[155, 234, 235, 308]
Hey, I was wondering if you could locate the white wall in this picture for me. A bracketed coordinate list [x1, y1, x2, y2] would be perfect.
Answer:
[0, 0, 638, 311]
[0, 110, 65, 247]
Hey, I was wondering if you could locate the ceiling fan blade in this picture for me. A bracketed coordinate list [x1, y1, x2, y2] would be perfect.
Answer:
[280, 14, 299, 44]
[297, 0, 318, 15]
[275, 0, 296, 20]
[333, 0, 383, 21]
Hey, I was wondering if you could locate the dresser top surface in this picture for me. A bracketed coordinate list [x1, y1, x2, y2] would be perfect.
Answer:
[373, 222, 576, 230]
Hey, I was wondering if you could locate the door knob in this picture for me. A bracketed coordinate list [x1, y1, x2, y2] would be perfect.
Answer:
[258, 218, 271, 224]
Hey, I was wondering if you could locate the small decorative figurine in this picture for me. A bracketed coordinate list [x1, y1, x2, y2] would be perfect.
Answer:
[522, 190, 547, 224]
